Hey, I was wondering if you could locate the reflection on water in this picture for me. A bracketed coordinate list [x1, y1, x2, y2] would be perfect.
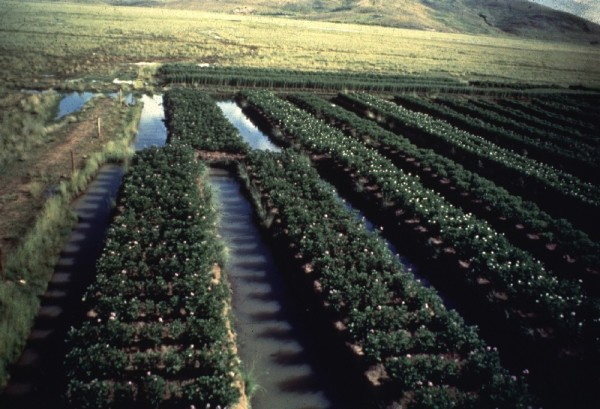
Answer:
[217, 101, 281, 151]
[55, 91, 95, 119]
[108, 91, 135, 105]
[54, 91, 134, 120]
[134, 94, 167, 151]
[0, 164, 124, 408]
[210, 169, 335, 409]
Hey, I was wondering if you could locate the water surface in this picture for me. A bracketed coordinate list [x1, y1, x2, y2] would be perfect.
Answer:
[0, 165, 124, 409]
[217, 101, 281, 151]
[211, 169, 339, 409]
[55, 91, 95, 119]
[135, 94, 167, 151]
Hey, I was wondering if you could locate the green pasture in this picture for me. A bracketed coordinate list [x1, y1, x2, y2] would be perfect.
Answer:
[1, 1, 600, 87]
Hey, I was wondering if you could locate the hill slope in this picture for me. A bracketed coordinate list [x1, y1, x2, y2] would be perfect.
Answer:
[530, 0, 600, 24]
[103, 0, 600, 42]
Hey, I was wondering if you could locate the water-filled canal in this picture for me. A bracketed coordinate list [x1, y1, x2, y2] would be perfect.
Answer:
[0, 93, 167, 408]
[213, 101, 369, 407]
[211, 169, 343, 408]
[135, 94, 167, 151]
[217, 101, 281, 152]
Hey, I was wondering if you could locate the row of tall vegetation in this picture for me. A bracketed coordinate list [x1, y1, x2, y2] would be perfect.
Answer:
[239, 89, 599, 406]
[64, 144, 243, 408]
[158, 64, 465, 93]
[241, 149, 535, 408]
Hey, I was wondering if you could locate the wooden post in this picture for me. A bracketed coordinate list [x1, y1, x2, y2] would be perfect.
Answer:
[71, 150, 75, 173]
[0, 247, 4, 280]
[97, 117, 102, 140]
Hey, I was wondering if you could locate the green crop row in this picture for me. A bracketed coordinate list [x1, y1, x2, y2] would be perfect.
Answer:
[469, 98, 596, 145]
[496, 99, 599, 139]
[243, 149, 535, 408]
[163, 89, 249, 154]
[337, 93, 600, 235]
[392, 94, 597, 182]
[286, 92, 599, 291]
[64, 144, 241, 409]
[240, 90, 598, 351]
[435, 96, 598, 154]
[530, 97, 600, 127]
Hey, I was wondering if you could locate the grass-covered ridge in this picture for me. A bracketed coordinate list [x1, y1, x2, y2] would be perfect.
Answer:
[2, 1, 600, 88]
[48, 0, 600, 40]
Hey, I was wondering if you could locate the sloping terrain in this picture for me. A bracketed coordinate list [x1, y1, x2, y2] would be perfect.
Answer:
[99, 0, 600, 42]
[531, 0, 600, 24]
[464, 0, 600, 41]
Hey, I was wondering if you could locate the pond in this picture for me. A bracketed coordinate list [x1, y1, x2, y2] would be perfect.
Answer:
[54, 91, 96, 120]
[54, 91, 135, 120]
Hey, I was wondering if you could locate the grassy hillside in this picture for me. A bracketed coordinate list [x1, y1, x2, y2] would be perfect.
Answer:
[2, 1, 600, 88]
[531, 0, 600, 24]
[83, 0, 600, 42]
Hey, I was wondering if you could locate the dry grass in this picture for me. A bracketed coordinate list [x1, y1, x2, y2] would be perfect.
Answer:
[0, 95, 142, 389]
[1, 1, 599, 87]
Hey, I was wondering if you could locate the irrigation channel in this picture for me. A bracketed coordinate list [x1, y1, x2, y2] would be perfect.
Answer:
[0, 94, 166, 408]
[215, 100, 447, 408]
[2, 96, 447, 408]
[215, 101, 365, 408]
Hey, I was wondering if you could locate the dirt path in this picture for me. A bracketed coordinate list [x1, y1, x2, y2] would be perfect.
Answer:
[0, 96, 126, 264]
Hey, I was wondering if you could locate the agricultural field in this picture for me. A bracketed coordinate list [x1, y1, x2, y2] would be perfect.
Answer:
[55, 82, 598, 408]
[230, 89, 599, 407]
[2, 1, 600, 89]
[0, 1, 599, 409]
[64, 144, 245, 409]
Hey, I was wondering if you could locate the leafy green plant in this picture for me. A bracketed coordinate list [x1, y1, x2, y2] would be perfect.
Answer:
[164, 89, 249, 153]
[241, 149, 536, 408]
[64, 145, 242, 408]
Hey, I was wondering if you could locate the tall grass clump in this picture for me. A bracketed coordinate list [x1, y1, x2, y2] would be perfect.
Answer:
[240, 362, 262, 405]
[0, 91, 61, 169]
[0, 99, 142, 389]
[0, 281, 39, 388]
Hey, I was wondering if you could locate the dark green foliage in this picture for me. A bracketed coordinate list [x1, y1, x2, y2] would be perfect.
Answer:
[392, 94, 598, 181]
[64, 145, 240, 409]
[158, 64, 465, 92]
[287, 92, 600, 293]
[163, 88, 249, 153]
[241, 89, 597, 363]
[243, 149, 536, 408]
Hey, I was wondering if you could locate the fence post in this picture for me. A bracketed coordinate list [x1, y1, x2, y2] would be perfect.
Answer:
[71, 150, 75, 173]
[97, 117, 102, 140]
